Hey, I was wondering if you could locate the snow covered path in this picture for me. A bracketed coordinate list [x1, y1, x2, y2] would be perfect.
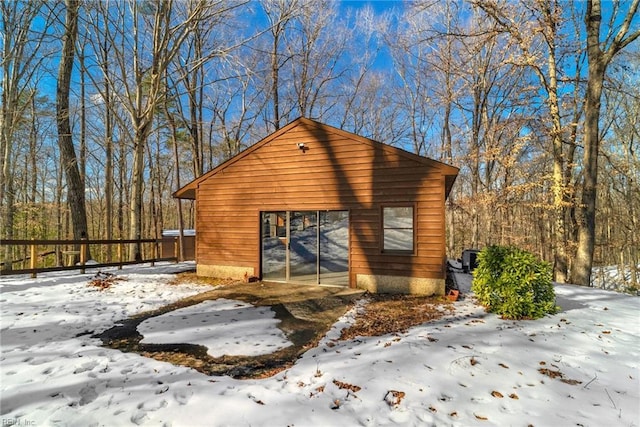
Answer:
[1, 263, 639, 426]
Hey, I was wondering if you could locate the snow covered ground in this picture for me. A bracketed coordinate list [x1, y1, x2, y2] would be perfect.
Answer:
[1, 262, 639, 426]
[138, 299, 292, 357]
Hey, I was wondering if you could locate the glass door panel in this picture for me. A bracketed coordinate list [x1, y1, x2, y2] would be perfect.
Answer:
[261, 212, 287, 281]
[319, 211, 349, 285]
[289, 211, 318, 284]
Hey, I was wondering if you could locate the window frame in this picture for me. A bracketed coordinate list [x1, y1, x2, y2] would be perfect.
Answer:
[380, 204, 416, 255]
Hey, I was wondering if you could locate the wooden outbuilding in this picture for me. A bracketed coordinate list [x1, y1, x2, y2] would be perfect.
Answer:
[174, 117, 458, 295]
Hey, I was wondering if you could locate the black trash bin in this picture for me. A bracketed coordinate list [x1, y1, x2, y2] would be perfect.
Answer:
[462, 249, 480, 274]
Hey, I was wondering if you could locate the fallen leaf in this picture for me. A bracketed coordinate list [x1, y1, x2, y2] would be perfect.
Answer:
[491, 391, 503, 398]
[333, 379, 361, 393]
[384, 390, 406, 408]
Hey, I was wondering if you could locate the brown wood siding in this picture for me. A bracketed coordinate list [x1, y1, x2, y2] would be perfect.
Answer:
[194, 119, 452, 284]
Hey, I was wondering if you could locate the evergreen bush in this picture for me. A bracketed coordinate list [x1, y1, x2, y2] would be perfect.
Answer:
[471, 245, 557, 319]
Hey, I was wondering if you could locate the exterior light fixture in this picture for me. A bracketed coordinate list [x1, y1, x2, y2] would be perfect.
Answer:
[297, 142, 308, 152]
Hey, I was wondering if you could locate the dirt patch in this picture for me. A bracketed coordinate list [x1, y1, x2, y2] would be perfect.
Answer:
[96, 273, 455, 379]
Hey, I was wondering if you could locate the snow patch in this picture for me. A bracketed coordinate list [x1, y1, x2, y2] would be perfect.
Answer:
[137, 299, 292, 357]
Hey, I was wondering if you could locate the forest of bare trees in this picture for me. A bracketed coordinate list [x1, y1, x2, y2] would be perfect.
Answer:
[1, 0, 638, 288]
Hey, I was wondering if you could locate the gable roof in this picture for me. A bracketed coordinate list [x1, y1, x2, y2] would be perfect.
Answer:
[174, 117, 459, 200]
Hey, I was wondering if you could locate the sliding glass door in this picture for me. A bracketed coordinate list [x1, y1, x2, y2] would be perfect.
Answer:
[261, 211, 348, 286]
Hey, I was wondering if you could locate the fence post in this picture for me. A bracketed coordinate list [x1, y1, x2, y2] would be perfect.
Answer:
[174, 237, 179, 263]
[117, 240, 123, 270]
[30, 239, 37, 279]
[80, 238, 87, 274]
[151, 240, 156, 267]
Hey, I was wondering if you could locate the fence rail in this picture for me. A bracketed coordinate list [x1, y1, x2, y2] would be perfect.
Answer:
[0, 238, 179, 278]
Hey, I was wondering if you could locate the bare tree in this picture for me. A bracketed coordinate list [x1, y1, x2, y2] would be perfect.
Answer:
[57, 0, 90, 252]
[0, 0, 54, 269]
[472, 0, 584, 282]
[571, 0, 639, 285]
[261, 0, 300, 130]
[86, 0, 227, 260]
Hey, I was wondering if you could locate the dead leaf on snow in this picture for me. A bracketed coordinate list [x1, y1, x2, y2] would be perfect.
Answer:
[509, 393, 519, 399]
[474, 414, 489, 420]
[538, 368, 582, 385]
[333, 379, 361, 393]
[384, 390, 406, 408]
[309, 385, 325, 398]
[491, 391, 504, 398]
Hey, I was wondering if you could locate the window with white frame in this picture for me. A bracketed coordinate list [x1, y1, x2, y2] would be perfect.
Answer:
[382, 206, 414, 253]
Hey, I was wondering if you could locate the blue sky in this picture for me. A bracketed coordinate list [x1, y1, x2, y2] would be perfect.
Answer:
[340, 0, 405, 13]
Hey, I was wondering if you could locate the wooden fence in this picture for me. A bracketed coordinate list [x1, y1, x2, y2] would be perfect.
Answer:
[0, 238, 180, 278]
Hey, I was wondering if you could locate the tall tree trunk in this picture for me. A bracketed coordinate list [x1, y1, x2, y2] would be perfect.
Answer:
[56, 158, 64, 265]
[104, 80, 113, 260]
[1, 118, 15, 270]
[164, 105, 186, 261]
[56, 0, 89, 252]
[79, 46, 86, 189]
[271, 32, 281, 130]
[548, 48, 568, 283]
[571, 0, 640, 285]
[28, 91, 38, 238]
[129, 124, 148, 261]
[117, 129, 126, 240]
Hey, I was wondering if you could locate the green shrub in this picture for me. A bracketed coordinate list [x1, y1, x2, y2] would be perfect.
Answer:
[471, 245, 557, 319]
